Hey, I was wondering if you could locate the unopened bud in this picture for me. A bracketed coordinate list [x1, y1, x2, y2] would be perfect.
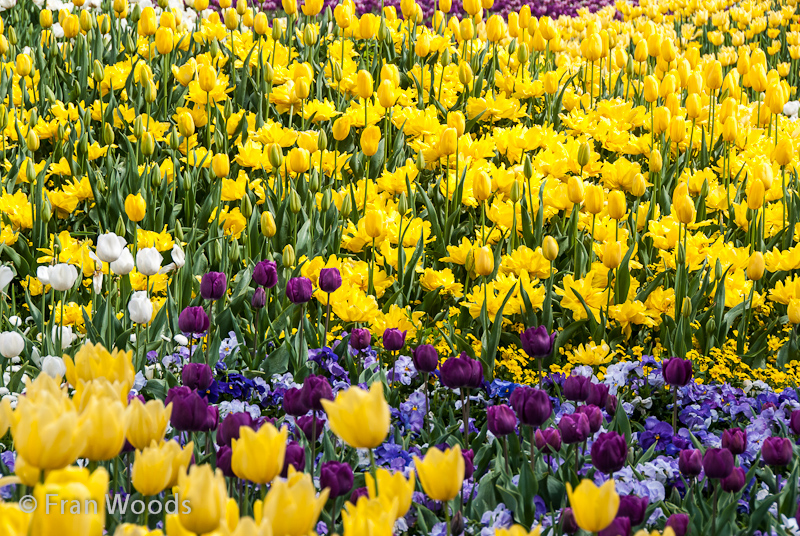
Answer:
[523, 154, 533, 179]
[289, 189, 302, 213]
[282, 244, 296, 268]
[510, 180, 522, 203]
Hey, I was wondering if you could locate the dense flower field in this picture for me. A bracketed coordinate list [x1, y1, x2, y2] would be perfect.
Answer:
[1, 0, 800, 534]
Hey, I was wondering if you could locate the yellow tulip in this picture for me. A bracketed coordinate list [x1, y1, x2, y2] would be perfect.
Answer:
[288, 147, 310, 173]
[282, 0, 297, 14]
[211, 153, 230, 179]
[30, 466, 108, 536]
[124, 193, 146, 222]
[439, 127, 458, 156]
[361, 125, 381, 157]
[566, 479, 619, 533]
[747, 179, 765, 211]
[774, 137, 794, 167]
[602, 241, 622, 270]
[495, 525, 542, 536]
[0, 502, 30, 535]
[125, 398, 172, 450]
[377, 79, 397, 108]
[356, 69, 374, 100]
[11, 389, 89, 471]
[585, 184, 604, 215]
[138, 6, 157, 35]
[15, 53, 31, 77]
[447, 111, 466, 137]
[334, 3, 353, 29]
[155, 27, 173, 55]
[172, 59, 197, 87]
[366, 468, 416, 518]
[301, 0, 322, 15]
[747, 252, 765, 281]
[15, 454, 41, 487]
[72, 378, 129, 412]
[80, 397, 127, 461]
[198, 64, 218, 93]
[65, 342, 135, 389]
[475, 246, 494, 276]
[542, 236, 559, 262]
[132, 441, 176, 496]
[332, 116, 352, 141]
[414, 444, 464, 502]
[166, 439, 195, 488]
[232, 423, 288, 484]
[177, 464, 229, 535]
[674, 195, 695, 225]
[567, 176, 584, 204]
[342, 496, 398, 536]
[0, 397, 10, 437]
[473, 171, 492, 202]
[261, 211, 277, 237]
[321, 382, 390, 449]
[262, 468, 329, 536]
[608, 190, 626, 220]
[789, 299, 800, 324]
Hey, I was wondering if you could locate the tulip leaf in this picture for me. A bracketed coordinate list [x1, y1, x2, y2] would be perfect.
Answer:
[142, 379, 167, 401]
[480, 284, 517, 380]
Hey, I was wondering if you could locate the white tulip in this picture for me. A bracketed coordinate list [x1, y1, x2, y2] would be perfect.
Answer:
[136, 247, 162, 277]
[52, 325, 77, 348]
[48, 264, 79, 292]
[111, 249, 135, 275]
[93, 271, 103, 294]
[159, 244, 186, 274]
[41, 355, 66, 379]
[37, 266, 51, 286]
[96, 232, 127, 263]
[128, 291, 153, 324]
[0, 266, 13, 292]
[0, 331, 24, 358]
[7, 316, 21, 328]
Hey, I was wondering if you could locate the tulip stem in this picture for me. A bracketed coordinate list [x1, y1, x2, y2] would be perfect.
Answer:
[461, 389, 469, 448]
[444, 501, 451, 536]
[424, 372, 430, 434]
[712, 481, 719, 536]
[311, 412, 317, 476]
[672, 385, 678, 432]
[502, 435, 510, 473]
[324, 295, 331, 348]
[530, 426, 536, 475]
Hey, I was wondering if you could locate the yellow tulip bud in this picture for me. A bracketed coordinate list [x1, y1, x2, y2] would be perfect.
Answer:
[447, 111, 466, 137]
[602, 240, 622, 269]
[232, 423, 288, 484]
[542, 236, 559, 261]
[747, 178, 765, 210]
[439, 127, 457, 156]
[774, 137, 794, 167]
[643, 75, 659, 103]
[155, 27, 173, 54]
[322, 382, 390, 448]
[585, 184, 604, 215]
[669, 115, 686, 144]
[360, 125, 381, 157]
[608, 190, 626, 220]
[475, 246, 494, 276]
[377, 79, 397, 108]
[650, 150, 663, 173]
[473, 171, 492, 202]
[261, 211, 276, 237]
[568, 176, 585, 204]
[177, 465, 229, 535]
[747, 252, 765, 281]
[198, 64, 217, 92]
[414, 445, 465, 502]
[124, 193, 146, 222]
[332, 116, 352, 141]
[288, 147, 310, 173]
[631, 173, 646, 198]
[356, 69, 373, 100]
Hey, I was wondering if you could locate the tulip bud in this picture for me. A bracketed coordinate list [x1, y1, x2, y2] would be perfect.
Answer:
[510, 180, 522, 203]
[465, 248, 475, 274]
[473, 171, 492, 202]
[283, 244, 296, 268]
[268, 144, 284, 169]
[289, 189, 302, 214]
[523, 154, 533, 179]
[103, 123, 114, 146]
[608, 190, 626, 220]
[603, 241, 622, 269]
[475, 246, 494, 276]
[681, 296, 692, 318]
[416, 149, 426, 172]
[577, 141, 591, 168]
[26, 130, 39, 152]
[340, 194, 353, 218]
[543, 236, 558, 261]
[747, 252, 765, 281]
[649, 150, 663, 173]
[261, 211, 276, 237]
[631, 173, 646, 197]
[133, 115, 145, 139]
[365, 209, 385, 238]
[748, 179, 765, 210]
[458, 61, 474, 85]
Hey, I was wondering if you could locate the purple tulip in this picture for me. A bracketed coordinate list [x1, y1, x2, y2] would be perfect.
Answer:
[319, 268, 342, 293]
[297, 414, 325, 442]
[487, 404, 517, 436]
[281, 440, 306, 477]
[350, 487, 369, 504]
[283, 387, 311, 416]
[721, 427, 747, 456]
[253, 260, 278, 288]
[535, 428, 562, 453]
[617, 495, 649, 526]
[679, 449, 703, 477]
[563, 374, 592, 402]
[463, 449, 475, 479]
[587, 383, 609, 408]
[558, 413, 590, 444]
[520, 325, 556, 359]
[382, 328, 407, 351]
[560, 508, 578, 534]
[320, 460, 354, 498]
[703, 448, 734, 479]
[762, 436, 793, 466]
[662, 357, 693, 386]
[286, 277, 313, 303]
[509, 386, 553, 427]
[216, 445, 234, 478]
[350, 328, 372, 350]
[591, 431, 628, 474]
[606, 394, 618, 415]
[251, 287, 267, 309]
[666, 514, 689, 536]
[790, 410, 800, 435]
[165, 386, 218, 432]
[576, 404, 603, 434]
[182, 363, 213, 391]
[217, 411, 254, 447]
[721, 466, 746, 493]
[440, 352, 484, 389]
[412, 344, 439, 373]
[599, 516, 631, 536]
[178, 306, 210, 333]
[301, 375, 334, 412]
[200, 272, 227, 300]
